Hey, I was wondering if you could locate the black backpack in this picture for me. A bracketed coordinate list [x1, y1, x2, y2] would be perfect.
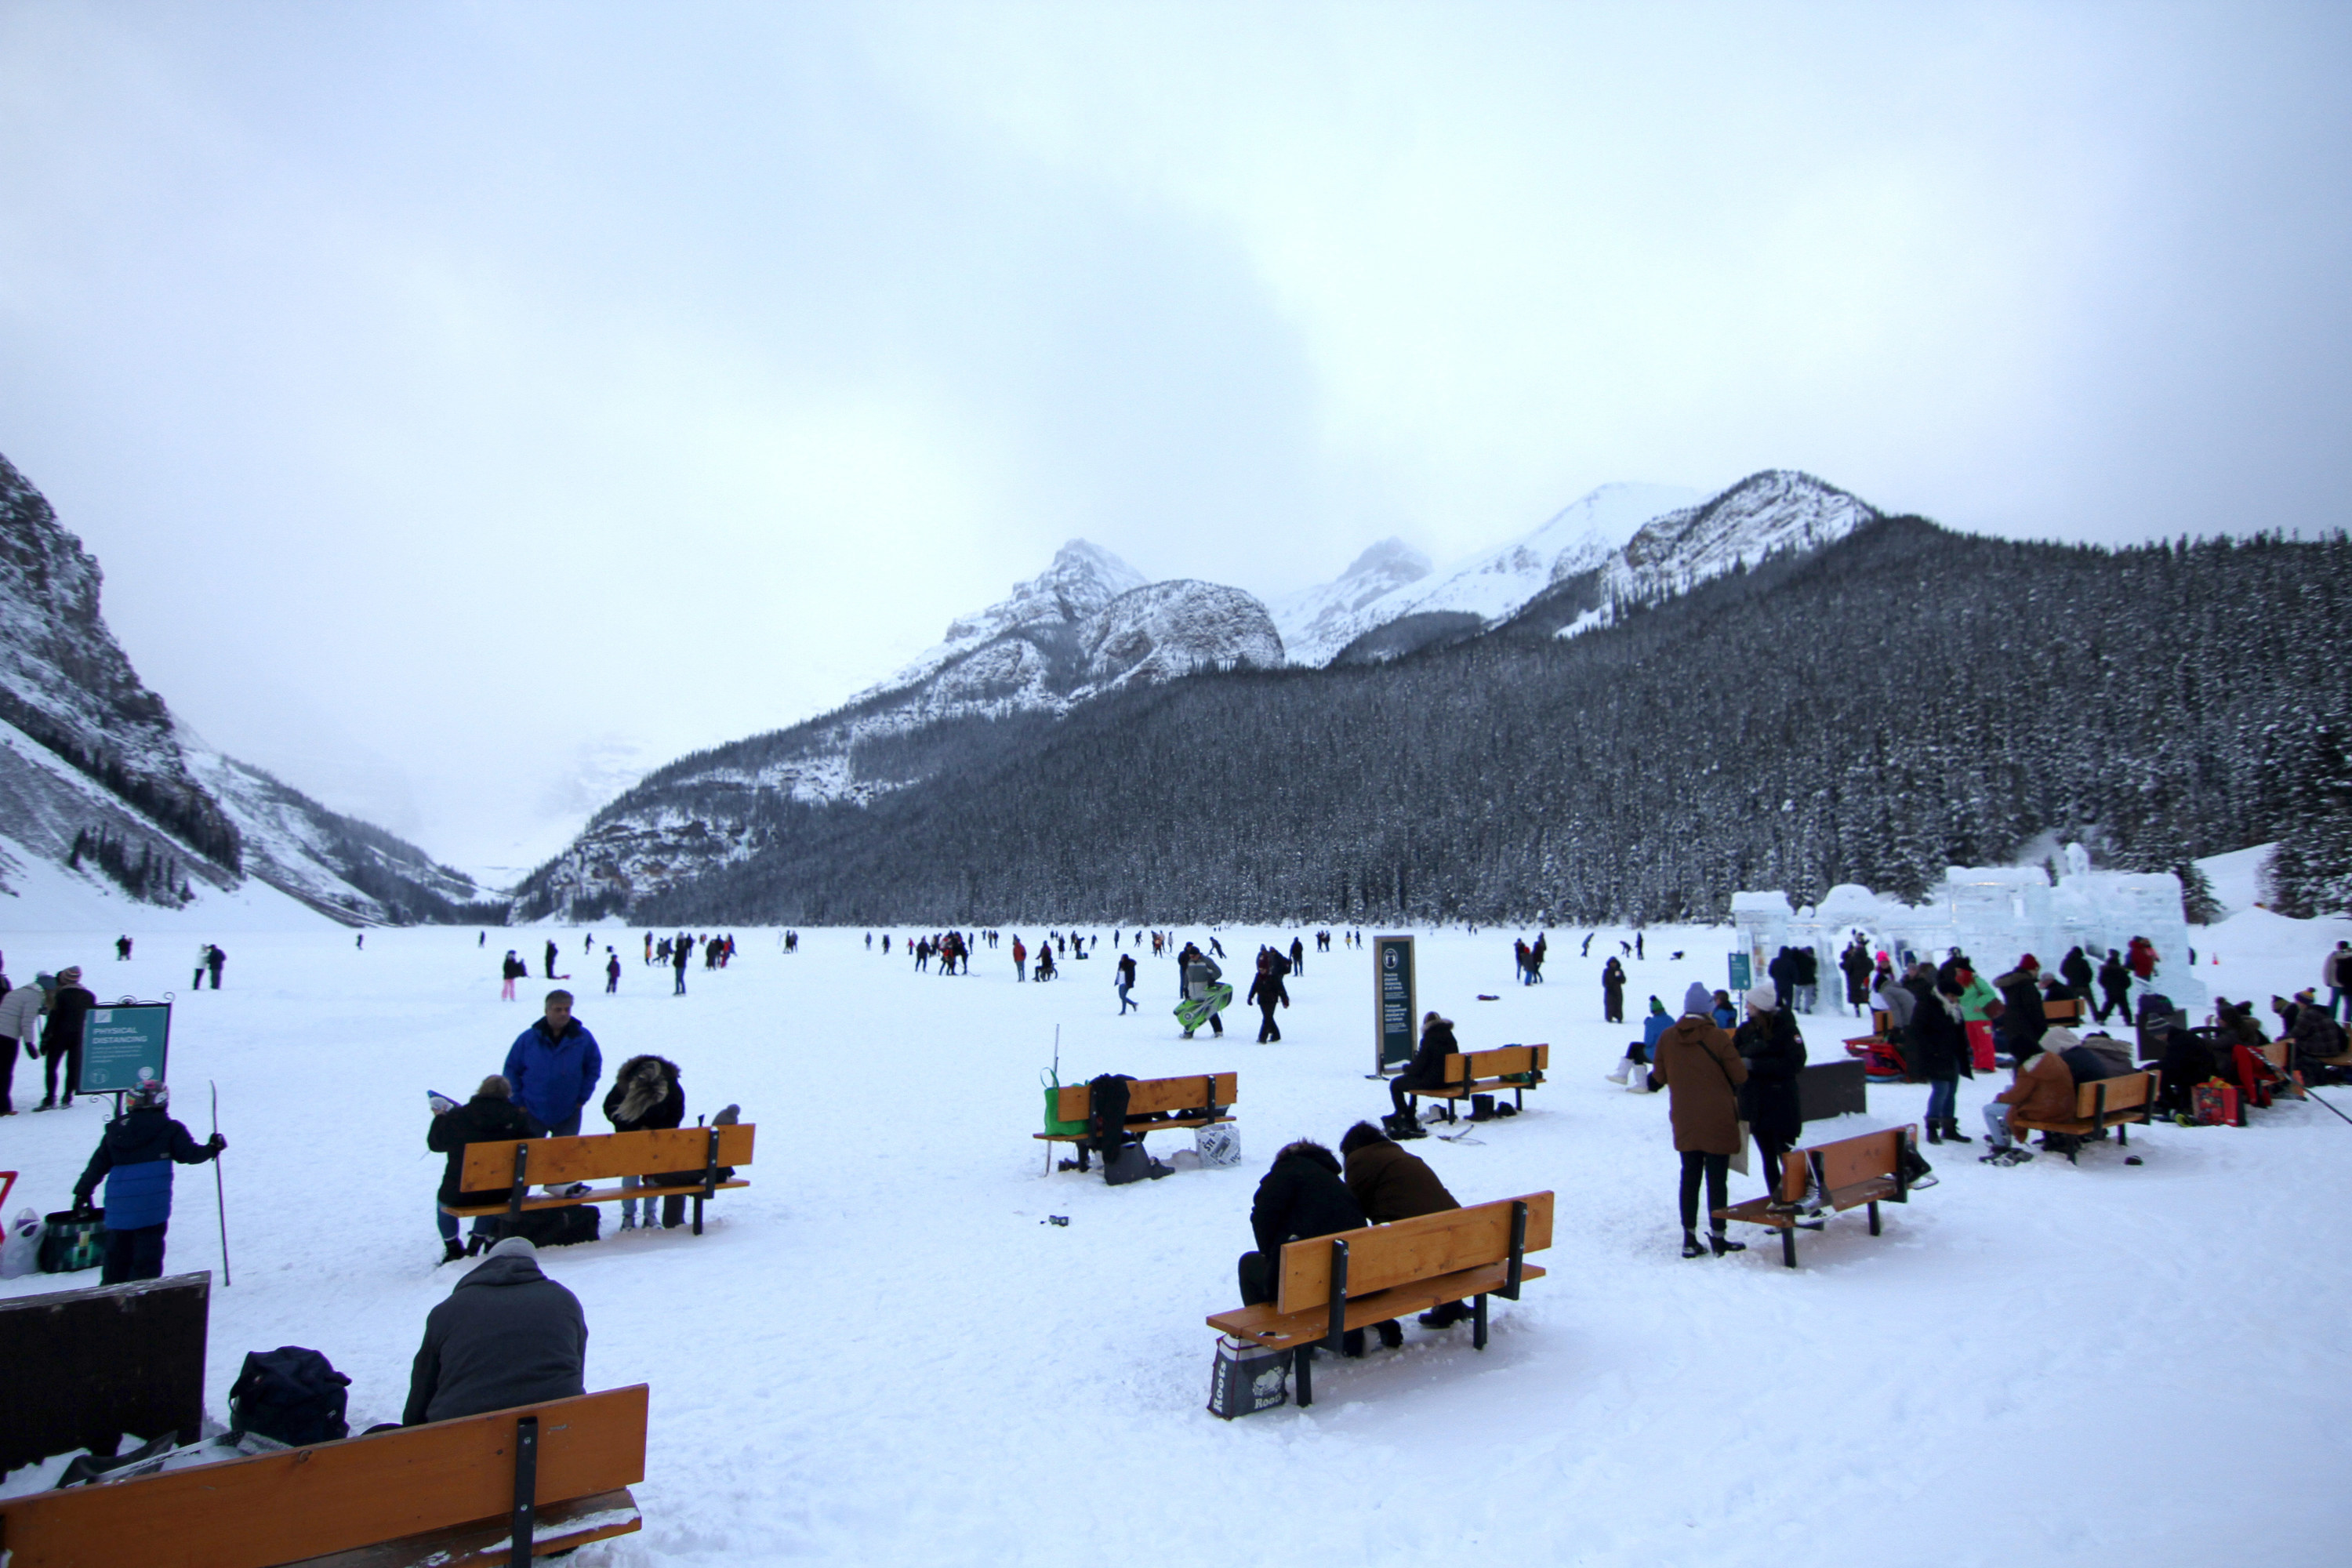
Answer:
[496, 1204, 601, 1248]
[228, 1347, 350, 1446]
[1085, 1074, 1134, 1155]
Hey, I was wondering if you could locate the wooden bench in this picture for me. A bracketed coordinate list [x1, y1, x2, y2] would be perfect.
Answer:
[1033, 1073, 1236, 1174]
[1403, 1044, 1548, 1123]
[1714, 1126, 1916, 1268]
[2011, 1071, 2159, 1163]
[2043, 996, 2084, 1026]
[441, 1126, 754, 1236]
[0, 1385, 646, 1568]
[1205, 1192, 1552, 1407]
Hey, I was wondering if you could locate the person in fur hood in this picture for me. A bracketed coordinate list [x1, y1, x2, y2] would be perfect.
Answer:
[602, 1054, 686, 1231]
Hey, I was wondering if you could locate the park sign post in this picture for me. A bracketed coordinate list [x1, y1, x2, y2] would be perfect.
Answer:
[1727, 952, 1753, 994]
[1372, 935, 1416, 1076]
[80, 1001, 170, 1098]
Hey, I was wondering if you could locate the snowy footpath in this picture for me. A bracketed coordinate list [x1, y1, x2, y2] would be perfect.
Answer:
[2, 913, 2347, 1566]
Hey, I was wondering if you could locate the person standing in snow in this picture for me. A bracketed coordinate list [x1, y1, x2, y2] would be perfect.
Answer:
[1289, 935, 1305, 977]
[428, 1075, 537, 1263]
[602, 1054, 686, 1231]
[1841, 939, 1875, 1018]
[114, 935, 132, 961]
[1904, 963, 1973, 1145]
[672, 937, 690, 996]
[543, 939, 558, 981]
[403, 1236, 586, 1427]
[1639, 982, 1748, 1258]
[1247, 953, 1289, 1042]
[2060, 946, 2096, 1009]
[70, 1080, 226, 1283]
[1601, 956, 1626, 1023]
[1994, 956, 2051, 1062]
[2322, 942, 2350, 1023]
[1733, 980, 1806, 1205]
[38, 966, 96, 1108]
[192, 944, 210, 990]
[1115, 949, 1137, 1014]
[503, 991, 603, 1141]
[204, 944, 225, 990]
[604, 949, 621, 995]
[2127, 935, 2158, 983]
[2094, 948, 2132, 1025]
[1179, 944, 1222, 1038]
[1011, 935, 1026, 981]
[500, 949, 525, 1001]
[0, 971, 48, 1115]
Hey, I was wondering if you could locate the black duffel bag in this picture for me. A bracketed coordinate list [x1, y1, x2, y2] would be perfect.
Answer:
[228, 1347, 351, 1446]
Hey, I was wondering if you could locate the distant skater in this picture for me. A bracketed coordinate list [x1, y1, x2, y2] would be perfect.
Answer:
[605, 949, 621, 994]
[543, 940, 558, 981]
[205, 945, 225, 990]
[673, 938, 690, 996]
[1116, 950, 1138, 1014]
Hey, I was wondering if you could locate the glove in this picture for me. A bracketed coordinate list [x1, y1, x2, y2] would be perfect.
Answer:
[71, 1197, 96, 1219]
[208, 1133, 227, 1153]
[427, 1092, 458, 1116]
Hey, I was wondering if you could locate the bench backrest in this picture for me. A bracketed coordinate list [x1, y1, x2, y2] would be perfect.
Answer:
[1779, 1127, 1905, 1201]
[459, 1124, 757, 1192]
[1440, 1044, 1548, 1086]
[2044, 996, 2083, 1025]
[2075, 1071, 2154, 1118]
[1276, 1192, 1555, 1315]
[1050, 1073, 1236, 1124]
[0, 1385, 648, 1568]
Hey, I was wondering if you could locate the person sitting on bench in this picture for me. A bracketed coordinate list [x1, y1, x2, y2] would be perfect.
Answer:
[428, 1075, 538, 1264]
[405, 1236, 588, 1427]
[1239, 1141, 1368, 1357]
[1385, 1011, 1457, 1133]
[1339, 1121, 1469, 1341]
[2152, 1025, 2221, 1116]
[1980, 1027, 2081, 1166]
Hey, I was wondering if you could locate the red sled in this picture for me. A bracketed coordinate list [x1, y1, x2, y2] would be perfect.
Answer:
[1845, 1036, 1911, 1081]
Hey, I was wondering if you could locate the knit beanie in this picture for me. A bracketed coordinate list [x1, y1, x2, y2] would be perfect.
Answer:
[1682, 982, 1715, 1017]
[486, 1236, 537, 1260]
[1747, 978, 1780, 1013]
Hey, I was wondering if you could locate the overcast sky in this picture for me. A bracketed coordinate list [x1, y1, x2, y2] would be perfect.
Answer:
[2, 2, 2347, 872]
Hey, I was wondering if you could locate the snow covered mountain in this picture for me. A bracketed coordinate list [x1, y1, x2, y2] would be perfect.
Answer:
[0, 448, 495, 924]
[1282, 483, 1699, 666]
[514, 544, 1283, 916]
[1599, 470, 1881, 609]
[1266, 538, 1432, 666]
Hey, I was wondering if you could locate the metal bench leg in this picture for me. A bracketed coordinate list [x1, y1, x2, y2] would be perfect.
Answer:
[693, 1196, 705, 1236]
[511, 1414, 539, 1563]
[1781, 1227, 1797, 1269]
[1472, 1293, 1488, 1350]
[1294, 1346, 1313, 1408]
[1868, 1200, 1882, 1236]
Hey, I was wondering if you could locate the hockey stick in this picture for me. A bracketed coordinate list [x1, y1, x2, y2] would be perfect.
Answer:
[210, 1080, 231, 1287]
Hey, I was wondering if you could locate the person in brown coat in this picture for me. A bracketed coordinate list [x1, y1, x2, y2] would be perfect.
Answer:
[1980, 1029, 2078, 1164]
[1338, 1120, 1471, 1342]
[1642, 982, 1749, 1257]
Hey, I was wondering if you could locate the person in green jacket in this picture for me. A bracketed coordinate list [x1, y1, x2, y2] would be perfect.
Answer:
[1948, 953, 2000, 1073]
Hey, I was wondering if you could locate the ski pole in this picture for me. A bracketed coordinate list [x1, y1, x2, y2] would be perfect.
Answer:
[210, 1080, 231, 1287]
[2305, 1086, 2352, 1128]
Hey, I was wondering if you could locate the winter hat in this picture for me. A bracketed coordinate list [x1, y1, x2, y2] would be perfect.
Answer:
[1746, 978, 1779, 1013]
[2020, 954, 2040, 971]
[1682, 982, 1715, 1017]
[486, 1236, 537, 1260]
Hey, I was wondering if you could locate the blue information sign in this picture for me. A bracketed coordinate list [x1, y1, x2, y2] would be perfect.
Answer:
[81, 1003, 171, 1094]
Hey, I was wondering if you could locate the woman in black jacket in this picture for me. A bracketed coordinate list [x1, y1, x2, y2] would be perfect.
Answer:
[1385, 1012, 1457, 1134]
[1903, 964, 1974, 1145]
[427, 1076, 537, 1264]
[1602, 957, 1626, 1023]
[1241, 1141, 1368, 1356]
[603, 1054, 685, 1230]
[1736, 980, 1807, 1206]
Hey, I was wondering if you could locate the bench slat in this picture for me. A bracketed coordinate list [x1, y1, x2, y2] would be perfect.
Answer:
[441, 1179, 749, 1218]
[1209, 1261, 1549, 1348]
[2013, 1070, 2158, 1135]
[285, 1488, 641, 1567]
[1276, 1193, 1555, 1316]
[1034, 1115, 1232, 1142]
[0, 1387, 648, 1568]
[1049, 1073, 1238, 1123]
[458, 1125, 755, 1192]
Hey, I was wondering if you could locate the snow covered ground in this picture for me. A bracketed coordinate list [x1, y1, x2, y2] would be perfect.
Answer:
[2, 913, 2347, 1566]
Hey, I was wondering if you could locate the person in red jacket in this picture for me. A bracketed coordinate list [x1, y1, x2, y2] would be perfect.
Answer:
[2127, 936, 2158, 982]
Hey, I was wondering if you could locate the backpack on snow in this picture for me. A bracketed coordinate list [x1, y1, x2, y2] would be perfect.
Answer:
[227, 1347, 351, 1447]
[497, 1203, 601, 1248]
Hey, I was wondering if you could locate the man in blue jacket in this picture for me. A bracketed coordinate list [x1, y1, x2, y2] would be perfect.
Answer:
[503, 990, 602, 1138]
[71, 1080, 226, 1283]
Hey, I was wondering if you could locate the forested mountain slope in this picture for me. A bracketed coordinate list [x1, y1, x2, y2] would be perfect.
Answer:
[618, 518, 2347, 925]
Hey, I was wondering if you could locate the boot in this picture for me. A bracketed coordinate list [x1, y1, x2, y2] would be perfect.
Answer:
[1682, 1229, 1708, 1259]
[1605, 1056, 1633, 1085]
[1926, 1120, 1944, 1145]
[464, 1232, 488, 1258]
[1942, 1118, 1973, 1145]
[1376, 1319, 1404, 1349]
[440, 1238, 466, 1265]
[1709, 1230, 1747, 1257]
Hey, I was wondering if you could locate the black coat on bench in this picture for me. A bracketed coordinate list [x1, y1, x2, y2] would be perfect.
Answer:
[429, 1092, 540, 1208]
[1250, 1143, 1365, 1262]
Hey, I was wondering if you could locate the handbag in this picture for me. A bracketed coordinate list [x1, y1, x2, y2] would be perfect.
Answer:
[1194, 1122, 1242, 1168]
[1207, 1334, 1290, 1419]
[1041, 1069, 1087, 1137]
